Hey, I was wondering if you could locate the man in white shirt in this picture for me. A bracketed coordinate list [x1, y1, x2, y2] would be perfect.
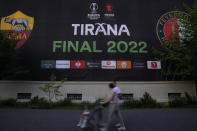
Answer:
[113, 81, 126, 131]
[100, 83, 119, 131]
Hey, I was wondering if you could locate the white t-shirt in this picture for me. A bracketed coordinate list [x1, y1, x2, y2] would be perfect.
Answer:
[110, 89, 118, 103]
[113, 86, 121, 104]
[114, 86, 121, 94]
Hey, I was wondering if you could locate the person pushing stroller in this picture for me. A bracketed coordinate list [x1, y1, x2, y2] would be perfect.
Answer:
[100, 83, 126, 131]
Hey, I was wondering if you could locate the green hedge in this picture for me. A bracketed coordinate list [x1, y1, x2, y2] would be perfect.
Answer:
[0, 92, 197, 109]
[168, 92, 197, 108]
[121, 92, 197, 109]
[121, 92, 161, 108]
[121, 99, 142, 108]
[0, 98, 17, 107]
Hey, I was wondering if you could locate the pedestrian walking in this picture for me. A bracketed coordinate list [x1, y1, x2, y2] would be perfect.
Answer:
[113, 81, 126, 130]
[100, 83, 126, 131]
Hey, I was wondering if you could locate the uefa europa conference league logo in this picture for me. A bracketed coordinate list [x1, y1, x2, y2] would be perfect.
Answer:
[88, 3, 100, 20]
[0, 11, 34, 49]
[156, 11, 190, 46]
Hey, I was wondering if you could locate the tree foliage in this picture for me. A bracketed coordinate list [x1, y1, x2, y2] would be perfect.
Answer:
[40, 74, 67, 102]
[153, 1, 197, 80]
[0, 32, 25, 79]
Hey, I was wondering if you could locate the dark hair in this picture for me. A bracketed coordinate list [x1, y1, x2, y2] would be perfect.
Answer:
[109, 83, 115, 89]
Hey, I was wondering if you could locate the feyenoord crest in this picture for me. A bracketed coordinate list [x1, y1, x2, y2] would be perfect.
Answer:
[0, 10, 34, 49]
[156, 11, 190, 46]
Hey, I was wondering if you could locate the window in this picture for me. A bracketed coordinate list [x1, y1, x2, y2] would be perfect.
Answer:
[119, 94, 133, 100]
[168, 93, 181, 100]
[67, 94, 82, 100]
[17, 93, 31, 100]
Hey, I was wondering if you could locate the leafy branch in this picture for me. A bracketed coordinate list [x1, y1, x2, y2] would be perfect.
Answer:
[40, 74, 67, 102]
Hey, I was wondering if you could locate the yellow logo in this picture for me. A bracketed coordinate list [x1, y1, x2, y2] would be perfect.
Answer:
[0, 10, 34, 49]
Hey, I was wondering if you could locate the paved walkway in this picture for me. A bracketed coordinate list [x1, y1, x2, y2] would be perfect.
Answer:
[0, 109, 197, 131]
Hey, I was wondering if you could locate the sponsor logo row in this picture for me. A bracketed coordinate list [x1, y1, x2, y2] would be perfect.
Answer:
[41, 60, 161, 70]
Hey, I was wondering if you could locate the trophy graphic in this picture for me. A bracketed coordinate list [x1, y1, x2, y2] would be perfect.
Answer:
[88, 3, 100, 20]
[121, 62, 127, 68]
[90, 3, 98, 13]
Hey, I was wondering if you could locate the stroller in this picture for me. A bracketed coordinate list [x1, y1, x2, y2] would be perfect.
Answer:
[81, 102, 105, 131]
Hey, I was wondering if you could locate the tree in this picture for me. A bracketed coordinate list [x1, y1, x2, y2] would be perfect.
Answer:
[183, 1, 197, 47]
[40, 74, 67, 102]
[0, 32, 26, 79]
[153, 1, 197, 80]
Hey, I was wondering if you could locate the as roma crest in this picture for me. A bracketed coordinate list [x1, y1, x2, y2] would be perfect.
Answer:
[0, 10, 34, 49]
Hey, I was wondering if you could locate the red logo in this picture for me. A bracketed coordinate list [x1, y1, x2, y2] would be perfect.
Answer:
[106, 61, 111, 65]
[106, 4, 113, 12]
[71, 60, 86, 69]
[163, 18, 180, 44]
[151, 62, 158, 68]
